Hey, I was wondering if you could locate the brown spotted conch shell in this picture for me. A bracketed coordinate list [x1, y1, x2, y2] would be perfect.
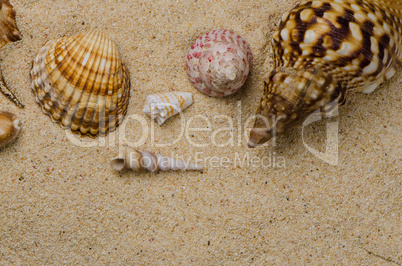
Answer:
[30, 30, 130, 137]
[186, 29, 253, 97]
[0, 0, 23, 108]
[111, 147, 204, 172]
[0, 111, 20, 148]
[249, 0, 402, 147]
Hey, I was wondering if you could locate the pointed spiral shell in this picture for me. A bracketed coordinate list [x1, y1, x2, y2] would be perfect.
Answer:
[30, 30, 130, 137]
[111, 147, 204, 172]
[186, 30, 253, 97]
[249, 0, 402, 146]
[143, 92, 193, 125]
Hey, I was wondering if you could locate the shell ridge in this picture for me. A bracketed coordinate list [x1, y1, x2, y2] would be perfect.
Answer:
[39, 44, 67, 117]
[98, 34, 117, 134]
[112, 37, 127, 127]
[70, 30, 105, 131]
[67, 31, 106, 131]
[81, 31, 113, 135]
[48, 36, 76, 65]
[103, 36, 120, 133]
[92, 33, 112, 135]
[51, 32, 102, 128]
[70, 31, 104, 135]
[117, 65, 130, 124]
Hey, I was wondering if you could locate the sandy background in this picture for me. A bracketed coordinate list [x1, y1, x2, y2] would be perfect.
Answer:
[0, 0, 401, 264]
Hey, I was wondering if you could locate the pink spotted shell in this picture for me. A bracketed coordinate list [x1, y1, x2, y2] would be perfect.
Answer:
[186, 30, 253, 97]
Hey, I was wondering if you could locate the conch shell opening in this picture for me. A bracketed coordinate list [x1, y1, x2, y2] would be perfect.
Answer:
[248, 68, 346, 147]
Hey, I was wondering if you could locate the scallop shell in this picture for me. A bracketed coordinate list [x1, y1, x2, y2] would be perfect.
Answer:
[0, 111, 20, 148]
[186, 29, 253, 97]
[30, 30, 130, 137]
[111, 147, 204, 172]
[0, 0, 22, 49]
[142, 92, 193, 125]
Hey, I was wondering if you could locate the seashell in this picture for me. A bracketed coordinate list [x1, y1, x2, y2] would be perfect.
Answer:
[30, 30, 130, 137]
[142, 92, 193, 125]
[0, 111, 20, 148]
[249, 0, 402, 147]
[0, 0, 24, 108]
[186, 29, 253, 97]
[0, 0, 22, 49]
[111, 147, 204, 172]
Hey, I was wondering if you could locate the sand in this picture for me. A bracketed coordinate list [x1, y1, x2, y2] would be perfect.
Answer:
[0, 0, 401, 264]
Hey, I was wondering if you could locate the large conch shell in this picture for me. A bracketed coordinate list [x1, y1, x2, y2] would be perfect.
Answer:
[186, 29, 253, 97]
[142, 92, 193, 125]
[30, 30, 130, 137]
[111, 147, 204, 172]
[248, 0, 402, 147]
[0, 0, 23, 108]
[0, 110, 20, 148]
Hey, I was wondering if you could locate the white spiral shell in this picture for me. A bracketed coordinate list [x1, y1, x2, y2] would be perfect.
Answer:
[111, 147, 204, 172]
[142, 92, 193, 125]
[186, 29, 253, 97]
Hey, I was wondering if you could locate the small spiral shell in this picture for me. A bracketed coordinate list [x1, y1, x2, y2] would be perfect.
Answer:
[0, 111, 20, 148]
[111, 147, 204, 172]
[142, 92, 193, 125]
[186, 30, 253, 97]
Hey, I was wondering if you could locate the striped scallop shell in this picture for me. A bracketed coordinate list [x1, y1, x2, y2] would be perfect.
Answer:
[186, 30, 253, 97]
[143, 92, 193, 125]
[30, 30, 130, 137]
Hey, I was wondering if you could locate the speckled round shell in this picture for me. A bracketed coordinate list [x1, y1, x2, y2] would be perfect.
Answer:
[0, 111, 20, 148]
[30, 30, 130, 137]
[186, 30, 253, 97]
